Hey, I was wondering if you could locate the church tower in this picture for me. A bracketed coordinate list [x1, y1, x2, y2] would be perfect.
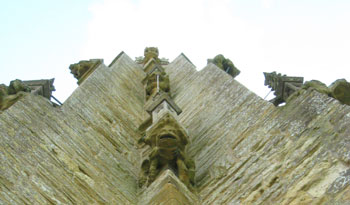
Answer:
[1, 48, 350, 204]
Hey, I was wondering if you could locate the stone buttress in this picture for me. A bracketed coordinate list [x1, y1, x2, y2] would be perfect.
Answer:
[137, 47, 198, 204]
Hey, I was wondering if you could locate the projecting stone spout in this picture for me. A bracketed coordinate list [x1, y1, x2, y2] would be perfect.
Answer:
[138, 113, 195, 189]
[69, 59, 103, 85]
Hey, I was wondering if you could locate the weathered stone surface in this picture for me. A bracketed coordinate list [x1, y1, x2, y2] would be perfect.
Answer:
[329, 78, 350, 105]
[0, 53, 145, 204]
[288, 79, 350, 107]
[302, 80, 332, 95]
[138, 170, 198, 205]
[0, 79, 31, 111]
[1, 50, 350, 204]
[166, 54, 350, 204]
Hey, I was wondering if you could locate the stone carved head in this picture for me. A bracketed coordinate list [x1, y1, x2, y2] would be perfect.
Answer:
[69, 61, 91, 79]
[139, 113, 194, 188]
[143, 47, 159, 64]
[69, 59, 102, 82]
[145, 113, 188, 151]
[8, 79, 31, 95]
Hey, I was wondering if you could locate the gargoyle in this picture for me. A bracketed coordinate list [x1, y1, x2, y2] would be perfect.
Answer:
[0, 79, 31, 111]
[145, 71, 170, 100]
[143, 47, 160, 64]
[69, 59, 102, 85]
[139, 114, 195, 188]
[208, 54, 240, 78]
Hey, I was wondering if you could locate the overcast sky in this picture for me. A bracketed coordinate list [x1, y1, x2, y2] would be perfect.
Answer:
[1, 0, 349, 102]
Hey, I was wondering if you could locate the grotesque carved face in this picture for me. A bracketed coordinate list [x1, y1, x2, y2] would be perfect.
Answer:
[8, 80, 30, 94]
[69, 62, 90, 79]
[144, 47, 159, 60]
[157, 124, 180, 150]
[69, 64, 81, 78]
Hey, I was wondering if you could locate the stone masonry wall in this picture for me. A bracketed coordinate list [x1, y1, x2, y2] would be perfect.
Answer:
[167, 55, 350, 204]
[1, 52, 349, 204]
[0, 53, 145, 204]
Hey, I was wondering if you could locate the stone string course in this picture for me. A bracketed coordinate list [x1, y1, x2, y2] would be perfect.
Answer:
[0, 52, 349, 204]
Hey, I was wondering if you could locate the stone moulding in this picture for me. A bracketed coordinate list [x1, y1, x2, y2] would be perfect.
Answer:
[108, 51, 125, 67]
[145, 93, 182, 115]
[264, 71, 304, 106]
[23, 78, 55, 100]
[143, 58, 159, 73]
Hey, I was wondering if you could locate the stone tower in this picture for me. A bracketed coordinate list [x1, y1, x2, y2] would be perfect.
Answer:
[0, 48, 350, 204]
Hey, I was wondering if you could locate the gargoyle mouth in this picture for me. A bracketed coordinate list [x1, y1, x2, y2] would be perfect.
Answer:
[160, 135, 176, 140]
[159, 134, 177, 149]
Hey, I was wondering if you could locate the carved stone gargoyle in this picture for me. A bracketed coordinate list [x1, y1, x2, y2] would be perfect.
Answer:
[0, 79, 31, 111]
[208, 54, 240, 78]
[145, 71, 170, 100]
[139, 113, 195, 189]
[143, 47, 160, 65]
[69, 59, 103, 85]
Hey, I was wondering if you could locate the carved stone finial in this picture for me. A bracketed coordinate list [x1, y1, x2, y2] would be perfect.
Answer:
[208, 54, 240, 78]
[139, 113, 195, 189]
[69, 59, 103, 85]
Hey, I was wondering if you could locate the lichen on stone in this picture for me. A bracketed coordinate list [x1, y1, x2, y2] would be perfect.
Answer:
[0, 79, 31, 111]
[208, 54, 240, 78]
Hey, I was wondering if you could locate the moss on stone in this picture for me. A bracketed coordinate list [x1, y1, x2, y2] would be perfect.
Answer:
[329, 79, 350, 105]
[208, 54, 240, 78]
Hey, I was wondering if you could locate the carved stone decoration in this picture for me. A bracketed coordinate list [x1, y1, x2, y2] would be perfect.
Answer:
[302, 80, 331, 95]
[263, 72, 304, 106]
[143, 47, 160, 65]
[0, 79, 31, 111]
[139, 113, 195, 189]
[289, 79, 350, 106]
[329, 79, 350, 105]
[69, 59, 103, 85]
[145, 71, 170, 101]
[208, 54, 240, 78]
[23, 79, 56, 100]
